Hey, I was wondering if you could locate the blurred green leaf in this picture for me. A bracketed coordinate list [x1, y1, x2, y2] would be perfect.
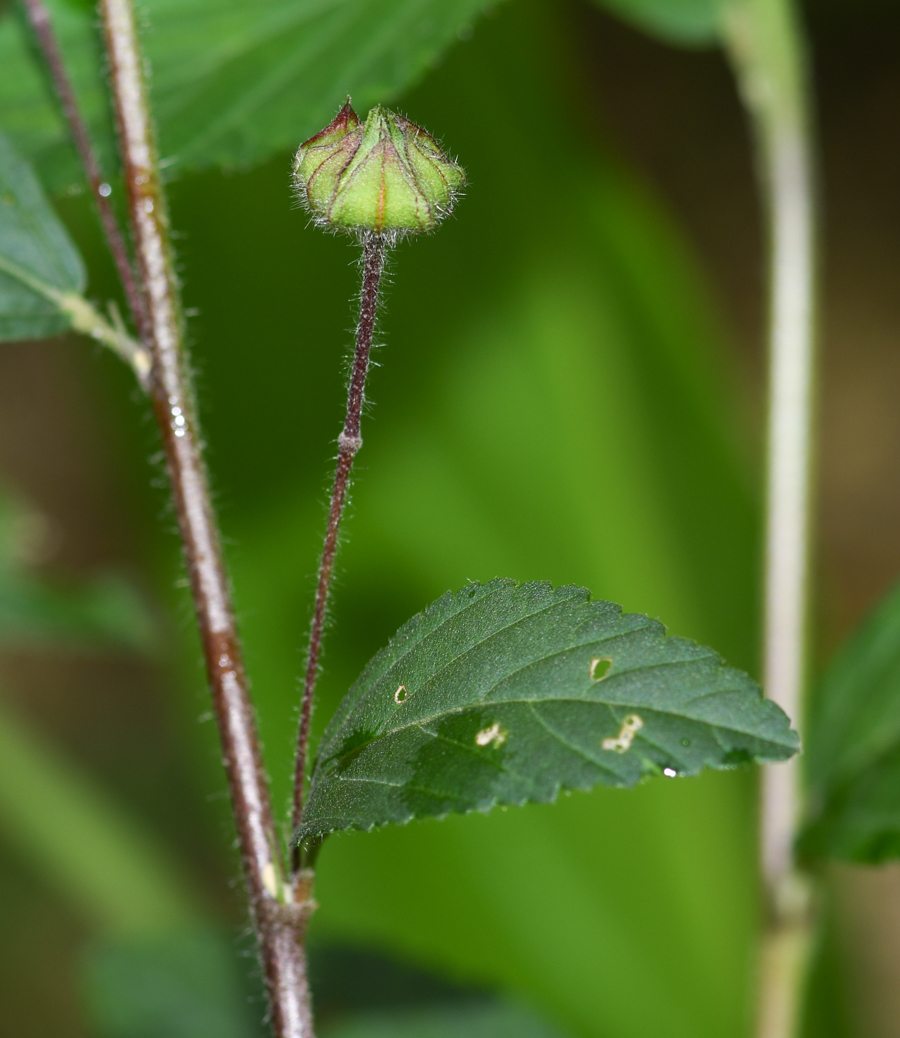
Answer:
[84, 931, 265, 1038]
[591, 0, 722, 45]
[0, 699, 198, 934]
[0, 570, 158, 652]
[0, 492, 158, 652]
[0, 128, 84, 340]
[0, 0, 496, 191]
[800, 579, 900, 863]
[309, 943, 490, 1017]
[320, 1002, 570, 1038]
[301, 580, 796, 843]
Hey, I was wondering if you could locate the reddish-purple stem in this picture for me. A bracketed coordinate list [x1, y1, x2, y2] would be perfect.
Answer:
[97, 0, 314, 1034]
[21, 0, 150, 346]
[292, 235, 386, 841]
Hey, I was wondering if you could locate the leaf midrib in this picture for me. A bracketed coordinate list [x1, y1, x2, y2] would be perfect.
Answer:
[318, 677, 791, 777]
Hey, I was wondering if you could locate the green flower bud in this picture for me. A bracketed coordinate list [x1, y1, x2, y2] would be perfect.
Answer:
[293, 100, 465, 237]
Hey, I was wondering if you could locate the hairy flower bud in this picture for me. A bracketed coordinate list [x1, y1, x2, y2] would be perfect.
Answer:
[293, 100, 465, 236]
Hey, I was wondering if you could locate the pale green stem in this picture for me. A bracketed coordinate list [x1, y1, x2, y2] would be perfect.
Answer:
[721, 1, 817, 1036]
[0, 253, 151, 384]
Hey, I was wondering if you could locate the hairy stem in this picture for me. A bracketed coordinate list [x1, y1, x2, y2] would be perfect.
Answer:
[21, 0, 149, 342]
[723, 1, 817, 1036]
[97, 1, 314, 1034]
[293, 234, 386, 841]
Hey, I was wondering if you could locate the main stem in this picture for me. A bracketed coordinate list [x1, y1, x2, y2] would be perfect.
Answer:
[21, 0, 150, 344]
[293, 235, 386, 841]
[723, 2, 816, 1036]
[98, 2, 313, 1035]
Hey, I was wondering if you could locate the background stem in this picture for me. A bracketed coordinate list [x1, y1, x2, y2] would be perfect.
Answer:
[97, 1, 313, 1034]
[722, 1, 817, 1035]
[293, 234, 386, 841]
[21, 0, 150, 342]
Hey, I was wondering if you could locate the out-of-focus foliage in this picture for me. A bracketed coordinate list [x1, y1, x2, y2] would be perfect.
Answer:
[84, 931, 266, 1038]
[0, 492, 156, 652]
[319, 1002, 569, 1038]
[0, 130, 84, 341]
[0, 0, 497, 190]
[0, 486, 187, 934]
[85, 935, 569, 1038]
[301, 580, 796, 843]
[801, 578, 900, 863]
[592, 0, 721, 45]
[0, 699, 196, 934]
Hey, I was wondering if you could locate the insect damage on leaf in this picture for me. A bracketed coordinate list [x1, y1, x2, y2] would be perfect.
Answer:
[475, 723, 507, 748]
[590, 656, 612, 680]
[601, 713, 643, 753]
[296, 580, 799, 844]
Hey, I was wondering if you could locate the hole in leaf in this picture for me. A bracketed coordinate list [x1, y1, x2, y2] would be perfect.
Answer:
[394, 685, 407, 704]
[589, 657, 612, 680]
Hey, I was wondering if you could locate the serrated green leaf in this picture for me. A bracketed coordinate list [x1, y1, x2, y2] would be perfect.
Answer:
[592, 0, 722, 46]
[0, 129, 85, 340]
[299, 580, 797, 842]
[800, 579, 900, 863]
[0, 0, 495, 191]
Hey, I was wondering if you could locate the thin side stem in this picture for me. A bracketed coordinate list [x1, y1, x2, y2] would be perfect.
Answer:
[97, 1, 314, 1035]
[722, 2, 817, 1037]
[21, 0, 150, 342]
[293, 235, 386, 840]
[0, 252, 150, 379]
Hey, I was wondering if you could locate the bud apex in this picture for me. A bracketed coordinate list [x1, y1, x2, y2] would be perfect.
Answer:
[293, 101, 465, 236]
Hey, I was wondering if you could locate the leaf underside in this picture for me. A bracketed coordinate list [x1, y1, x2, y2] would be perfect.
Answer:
[298, 580, 798, 843]
[0, 0, 494, 191]
[801, 579, 900, 864]
[0, 130, 84, 341]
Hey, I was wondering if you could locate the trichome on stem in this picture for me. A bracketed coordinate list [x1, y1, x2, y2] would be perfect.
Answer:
[290, 100, 466, 849]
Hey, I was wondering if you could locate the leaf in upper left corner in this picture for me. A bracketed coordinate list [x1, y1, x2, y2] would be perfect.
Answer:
[0, 129, 85, 341]
[298, 579, 798, 844]
[0, 0, 496, 189]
